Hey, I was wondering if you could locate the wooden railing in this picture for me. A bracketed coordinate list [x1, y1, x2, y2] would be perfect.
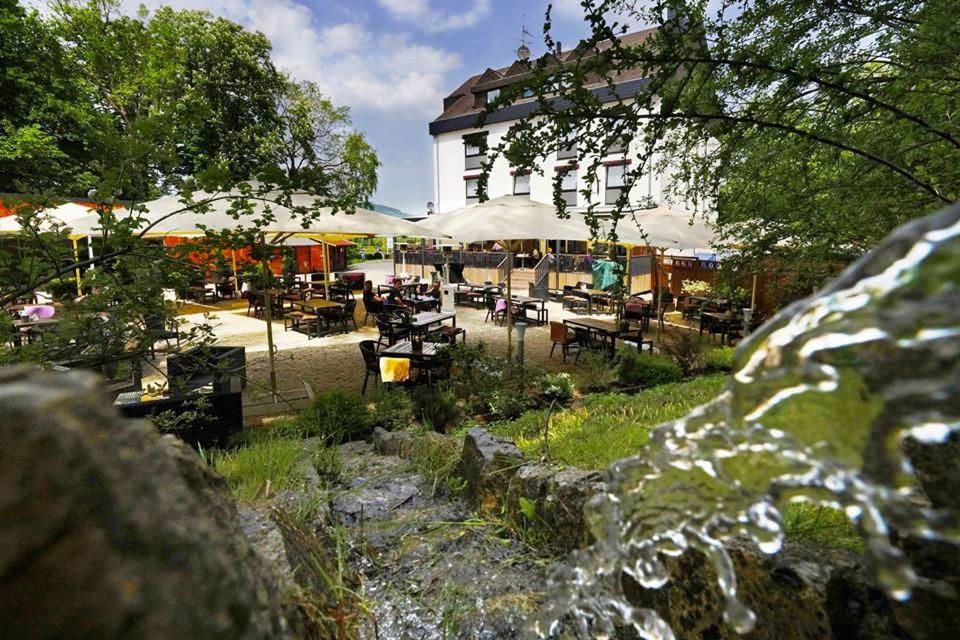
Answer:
[496, 256, 509, 285]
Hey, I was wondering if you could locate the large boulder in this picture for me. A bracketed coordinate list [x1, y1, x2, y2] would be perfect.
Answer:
[0, 366, 293, 640]
[458, 427, 525, 512]
[625, 539, 906, 640]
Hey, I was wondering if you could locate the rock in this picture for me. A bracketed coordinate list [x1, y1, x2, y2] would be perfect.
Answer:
[459, 428, 526, 512]
[372, 426, 415, 457]
[0, 366, 293, 640]
[505, 464, 602, 552]
[331, 476, 421, 524]
[625, 539, 905, 640]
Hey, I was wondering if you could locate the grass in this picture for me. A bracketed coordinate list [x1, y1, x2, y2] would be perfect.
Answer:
[492, 374, 728, 469]
[782, 502, 864, 552]
[209, 437, 305, 501]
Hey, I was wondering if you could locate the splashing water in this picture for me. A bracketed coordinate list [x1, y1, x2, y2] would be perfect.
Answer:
[532, 204, 960, 639]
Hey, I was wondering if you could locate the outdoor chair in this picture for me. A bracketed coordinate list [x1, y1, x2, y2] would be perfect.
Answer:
[363, 297, 385, 326]
[144, 314, 180, 358]
[247, 292, 264, 318]
[337, 300, 359, 332]
[284, 310, 306, 332]
[572, 327, 608, 361]
[412, 350, 453, 386]
[359, 340, 381, 395]
[484, 295, 506, 325]
[562, 286, 589, 313]
[376, 313, 409, 347]
[426, 325, 466, 345]
[548, 321, 580, 363]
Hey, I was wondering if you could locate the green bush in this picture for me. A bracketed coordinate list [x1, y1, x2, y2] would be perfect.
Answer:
[294, 390, 373, 443]
[372, 387, 415, 430]
[536, 372, 575, 405]
[704, 346, 735, 372]
[411, 384, 462, 432]
[573, 349, 617, 392]
[658, 330, 706, 376]
[617, 347, 683, 388]
[488, 385, 530, 421]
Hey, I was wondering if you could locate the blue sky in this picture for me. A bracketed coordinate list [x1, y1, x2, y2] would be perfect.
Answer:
[115, 0, 644, 214]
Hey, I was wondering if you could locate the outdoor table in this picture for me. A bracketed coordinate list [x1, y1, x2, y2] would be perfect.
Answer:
[582, 288, 612, 315]
[700, 312, 742, 344]
[390, 311, 456, 335]
[502, 294, 548, 326]
[188, 285, 218, 303]
[288, 298, 344, 338]
[382, 340, 439, 358]
[411, 295, 440, 312]
[564, 317, 650, 356]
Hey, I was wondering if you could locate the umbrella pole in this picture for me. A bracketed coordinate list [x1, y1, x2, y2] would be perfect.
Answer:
[656, 248, 665, 340]
[505, 243, 513, 361]
[260, 236, 278, 397]
[72, 238, 82, 296]
[322, 236, 331, 300]
[420, 238, 425, 279]
[391, 236, 396, 280]
[555, 239, 560, 291]
[751, 274, 758, 309]
[231, 249, 239, 295]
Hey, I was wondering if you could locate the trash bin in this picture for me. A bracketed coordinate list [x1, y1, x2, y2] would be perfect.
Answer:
[441, 284, 456, 313]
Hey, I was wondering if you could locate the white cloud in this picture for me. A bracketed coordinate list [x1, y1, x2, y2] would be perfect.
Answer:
[376, 0, 491, 33]
[120, 0, 461, 119]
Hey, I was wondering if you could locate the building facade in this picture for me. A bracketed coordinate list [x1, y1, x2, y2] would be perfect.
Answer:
[428, 28, 675, 216]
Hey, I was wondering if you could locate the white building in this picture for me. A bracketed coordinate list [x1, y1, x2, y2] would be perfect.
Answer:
[429, 28, 673, 217]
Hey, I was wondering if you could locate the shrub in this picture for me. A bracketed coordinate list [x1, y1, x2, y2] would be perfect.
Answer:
[573, 349, 617, 392]
[536, 372, 575, 406]
[411, 384, 462, 432]
[295, 390, 373, 443]
[704, 346, 735, 372]
[372, 387, 415, 431]
[682, 280, 712, 296]
[658, 330, 706, 376]
[616, 347, 683, 388]
[488, 385, 531, 421]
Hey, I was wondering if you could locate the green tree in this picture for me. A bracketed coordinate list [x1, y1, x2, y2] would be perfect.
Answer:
[0, 0, 97, 193]
[482, 0, 960, 302]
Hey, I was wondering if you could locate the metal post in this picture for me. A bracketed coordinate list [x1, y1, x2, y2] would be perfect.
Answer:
[420, 238, 426, 279]
[505, 242, 513, 360]
[554, 238, 561, 291]
[260, 235, 278, 396]
[72, 238, 82, 296]
[321, 236, 331, 300]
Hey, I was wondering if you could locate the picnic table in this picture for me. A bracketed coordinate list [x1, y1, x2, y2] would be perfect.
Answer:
[287, 298, 344, 338]
[699, 311, 742, 344]
[503, 294, 548, 325]
[564, 317, 653, 355]
[391, 311, 456, 334]
[382, 340, 439, 357]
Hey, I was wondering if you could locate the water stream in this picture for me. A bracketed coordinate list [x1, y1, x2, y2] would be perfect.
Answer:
[533, 204, 960, 639]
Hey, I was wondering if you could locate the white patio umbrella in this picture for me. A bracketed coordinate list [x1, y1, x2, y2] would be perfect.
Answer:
[67, 189, 449, 395]
[416, 195, 600, 359]
[0, 202, 127, 295]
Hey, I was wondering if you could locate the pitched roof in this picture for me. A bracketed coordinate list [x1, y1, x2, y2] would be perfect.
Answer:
[432, 26, 659, 124]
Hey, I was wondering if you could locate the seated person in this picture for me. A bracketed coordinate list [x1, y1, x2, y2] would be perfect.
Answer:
[425, 280, 441, 299]
[387, 279, 414, 313]
[362, 280, 384, 311]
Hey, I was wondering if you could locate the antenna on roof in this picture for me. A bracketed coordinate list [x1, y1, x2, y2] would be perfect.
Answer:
[516, 16, 533, 60]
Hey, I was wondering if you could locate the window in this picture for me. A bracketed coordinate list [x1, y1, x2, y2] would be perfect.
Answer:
[560, 169, 577, 207]
[513, 171, 530, 195]
[605, 162, 629, 205]
[604, 120, 629, 155]
[464, 132, 487, 170]
[465, 177, 480, 202]
[487, 88, 500, 103]
[557, 129, 578, 160]
[522, 87, 535, 98]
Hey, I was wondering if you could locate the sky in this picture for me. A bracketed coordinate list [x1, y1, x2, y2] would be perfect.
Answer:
[107, 0, 644, 215]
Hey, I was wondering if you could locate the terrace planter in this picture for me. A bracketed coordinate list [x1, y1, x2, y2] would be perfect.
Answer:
[117, 390, 244, 450]
[167, 346, 246, 396]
